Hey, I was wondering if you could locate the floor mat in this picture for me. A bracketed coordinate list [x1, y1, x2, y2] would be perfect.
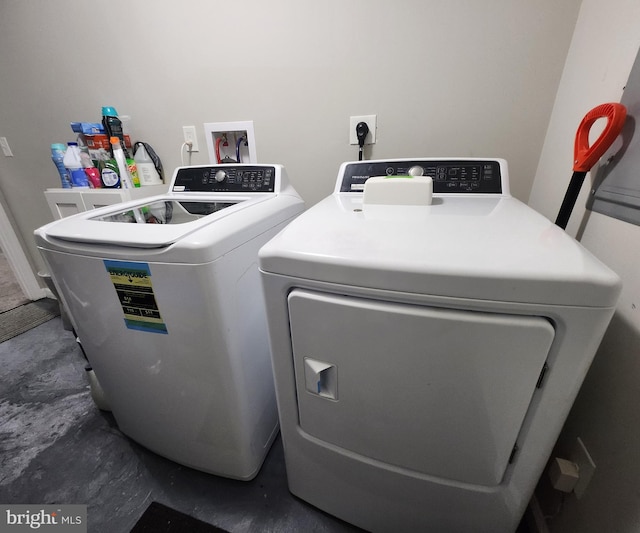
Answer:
[131, 502, 229, 533]
[0, 298, 60, 343]
[0, 251, 29, 313]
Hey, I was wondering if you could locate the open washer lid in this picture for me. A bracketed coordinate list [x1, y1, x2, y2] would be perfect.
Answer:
[39, 164, 285, 249]
[259, 159, 621, 307]
[43, 195, 267, 248]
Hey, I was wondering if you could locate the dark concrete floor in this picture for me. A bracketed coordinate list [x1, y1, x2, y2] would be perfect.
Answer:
[0, 317, 361, 533]
[1, 316, 533, 533]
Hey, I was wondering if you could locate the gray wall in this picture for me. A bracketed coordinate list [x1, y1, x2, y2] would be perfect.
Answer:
[0, 0, 581, 277]
[529, 0, 640, 531]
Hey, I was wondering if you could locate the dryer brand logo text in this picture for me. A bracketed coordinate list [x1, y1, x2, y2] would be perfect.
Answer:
[0, 506, 86, 532]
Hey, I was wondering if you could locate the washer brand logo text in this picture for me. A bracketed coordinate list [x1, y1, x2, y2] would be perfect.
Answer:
[0, 505, 86, 532]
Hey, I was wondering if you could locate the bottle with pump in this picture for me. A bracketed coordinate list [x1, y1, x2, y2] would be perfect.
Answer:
[134, 144, 163, 186]
[110, 137, 134, 189]
[51, 144, 72, 188]
[63, 142, 89, 187]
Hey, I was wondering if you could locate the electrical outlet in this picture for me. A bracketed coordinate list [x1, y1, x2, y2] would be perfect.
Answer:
[570, 437, 596, 499]
[0, 137, 13, 157]
[349, 115, 377, 145]
[182, 126, 199, 152]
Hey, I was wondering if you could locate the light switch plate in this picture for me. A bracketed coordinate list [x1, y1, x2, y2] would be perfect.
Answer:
[0, 137, 13, 157]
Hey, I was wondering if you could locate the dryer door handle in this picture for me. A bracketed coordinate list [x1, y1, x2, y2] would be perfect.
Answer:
[304, 358, 338, 400]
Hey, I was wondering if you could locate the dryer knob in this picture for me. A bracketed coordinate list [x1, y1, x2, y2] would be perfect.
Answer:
[408, 165, 425, 177]
[214, 170, 227, 182]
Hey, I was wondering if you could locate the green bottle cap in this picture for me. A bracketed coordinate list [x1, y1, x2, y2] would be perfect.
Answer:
[101, 106, 118, 117]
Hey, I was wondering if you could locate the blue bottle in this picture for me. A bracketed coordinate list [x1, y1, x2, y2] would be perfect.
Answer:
[51, 143, 72, 188]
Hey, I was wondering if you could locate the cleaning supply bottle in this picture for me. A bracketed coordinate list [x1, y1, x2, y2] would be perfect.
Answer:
[51, 143, 72, 188]
[63, 142, 89, 187]
[99, 158, 121, 188]
[80, 151, 102, 188]
[110, 136, 145, 223]
[110, 137, 134, 189]
[126, 157, 141, 187]
[101, 107, 127, 156]
[134, 143, 163, 186]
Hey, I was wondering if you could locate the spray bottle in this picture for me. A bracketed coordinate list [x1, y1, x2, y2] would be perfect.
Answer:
[111, 136, 146, 224]
[110, 137, 134, 189]
[102, 107, 127, 156]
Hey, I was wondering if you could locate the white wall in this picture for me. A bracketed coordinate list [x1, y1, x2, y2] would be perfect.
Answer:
[528, 0, 640, 531]
[0, 0, 580, 279]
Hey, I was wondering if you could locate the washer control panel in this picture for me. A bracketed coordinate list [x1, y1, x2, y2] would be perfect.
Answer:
[339, 159, 504, 194]
[172, 165, 276, 193]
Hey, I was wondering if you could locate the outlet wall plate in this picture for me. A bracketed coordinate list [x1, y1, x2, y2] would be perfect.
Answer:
[349, 115, 377, 145]
[182, 126, 199, 152]
[570, 437, 596, 499]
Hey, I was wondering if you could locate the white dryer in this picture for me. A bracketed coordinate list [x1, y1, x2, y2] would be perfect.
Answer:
[35, 164, 304, 480]
[258, 158, 620, 531]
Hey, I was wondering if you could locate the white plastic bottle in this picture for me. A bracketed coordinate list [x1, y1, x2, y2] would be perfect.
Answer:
[110, 136, 134, 189]
[134, 144, 163, 186]
[63, 142, 89, 187]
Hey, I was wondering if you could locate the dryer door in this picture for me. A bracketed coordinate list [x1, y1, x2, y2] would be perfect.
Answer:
[287, 289, 554, 486]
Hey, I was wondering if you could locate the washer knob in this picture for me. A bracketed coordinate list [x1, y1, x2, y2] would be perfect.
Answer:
[408, 165, 425, 176]
[214, 169, 227, 182]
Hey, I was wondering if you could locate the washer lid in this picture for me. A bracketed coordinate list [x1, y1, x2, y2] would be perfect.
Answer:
[42, 194, 267, 248]
[259, 195, 621, 307]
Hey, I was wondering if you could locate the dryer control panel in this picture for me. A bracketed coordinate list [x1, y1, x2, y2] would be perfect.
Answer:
[338, 159, 504, 194]
[172, 165, 276, 193]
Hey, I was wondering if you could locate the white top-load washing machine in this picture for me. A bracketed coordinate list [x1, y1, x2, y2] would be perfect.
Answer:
[35, 164, 304, 480]
[259, 158, 621, 531]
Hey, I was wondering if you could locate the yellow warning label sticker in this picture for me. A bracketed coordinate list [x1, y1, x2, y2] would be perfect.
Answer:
[104, 260, 168, 334]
